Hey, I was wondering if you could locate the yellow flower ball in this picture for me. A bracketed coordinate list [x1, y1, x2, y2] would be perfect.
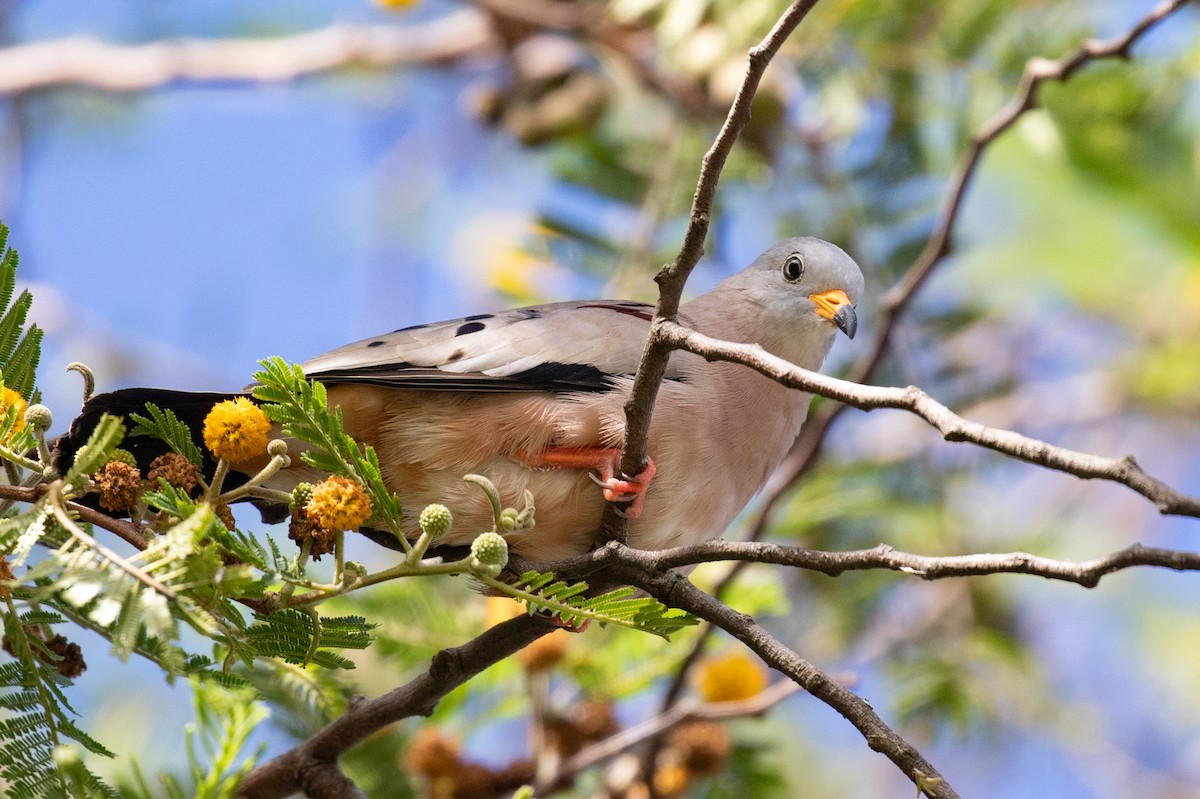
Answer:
[0, 387, 27, 442]
[305, 476, 372, 532]
[202, 397, 271, 463]
[693, 650, 768, 703]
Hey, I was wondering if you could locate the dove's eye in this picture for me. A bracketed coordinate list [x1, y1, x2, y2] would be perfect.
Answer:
[782, 254, 805, 283]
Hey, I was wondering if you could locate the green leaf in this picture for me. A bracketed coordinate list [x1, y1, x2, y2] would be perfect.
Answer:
[129, 402, 204, 467]
[251, 357, 405, 544]
[0, 223, 42, 400]
[60, 413, 126, 490]
[498, 570, 699, 638]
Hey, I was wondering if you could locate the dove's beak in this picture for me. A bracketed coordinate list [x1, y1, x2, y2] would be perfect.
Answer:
[809, 289, 857, 339]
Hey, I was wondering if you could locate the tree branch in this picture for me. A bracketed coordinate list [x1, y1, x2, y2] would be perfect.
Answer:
[0, 483, 149, 549]
[0, 11, 495, 95]
[769, 0, 1197, 524]
[660, 321, 1200, 518]
[596, 550, 960, 799]
[632, 540, 1200, 588]
[235, 613, 554, 799]
[603, 0, 825, 543]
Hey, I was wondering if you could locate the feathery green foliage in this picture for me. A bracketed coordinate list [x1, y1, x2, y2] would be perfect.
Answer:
[129, 403, 205, 467]
[252, 357, 406, 545]
[122, 678, 268, 799]
[244, 609, 373, 669]
[0, 222, 42, 401]
[0, 605, 117, 799]
[499, 571, 698, 638]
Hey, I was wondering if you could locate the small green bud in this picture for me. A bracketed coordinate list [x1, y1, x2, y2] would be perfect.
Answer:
[469, 531, 509, 578]
[419, 503, 453, 539]
[107, 448, 138, 468]
[342, 561, 368, 584]
[291, 482, 314, 508]
[499, 507, 518, 532]
[24, 404, 52, 431]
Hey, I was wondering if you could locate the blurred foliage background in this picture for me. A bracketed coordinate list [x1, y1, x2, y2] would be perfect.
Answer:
[1, 0, 1198, 797]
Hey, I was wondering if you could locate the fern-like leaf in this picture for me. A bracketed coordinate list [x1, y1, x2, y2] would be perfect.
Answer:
[251, 357, 405, 543]
[129, 402, 204, 467]
[243, 609, 374, 668]
[502, 571, 698, 638]
[60, 413, 125, 490]
[0, 223, 42, 399]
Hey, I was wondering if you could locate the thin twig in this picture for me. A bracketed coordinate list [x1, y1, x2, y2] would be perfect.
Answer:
[631, 541, 1200, 588]
[47, 483, 177, 600]
[601, 553, 960, 799]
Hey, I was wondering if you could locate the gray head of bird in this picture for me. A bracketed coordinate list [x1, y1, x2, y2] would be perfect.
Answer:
[691, 236, 864, 369]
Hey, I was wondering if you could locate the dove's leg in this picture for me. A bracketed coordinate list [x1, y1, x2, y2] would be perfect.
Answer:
[515, 447, 656, 519]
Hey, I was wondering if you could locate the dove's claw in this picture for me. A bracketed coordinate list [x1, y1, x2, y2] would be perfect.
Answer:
[516, 447, 656, 519]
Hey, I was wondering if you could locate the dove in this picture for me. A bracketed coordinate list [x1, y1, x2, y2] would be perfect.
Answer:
[56, 237, 863, 560]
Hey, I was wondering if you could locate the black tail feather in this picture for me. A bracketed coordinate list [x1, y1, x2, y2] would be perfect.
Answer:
[52, 387, 242, 480]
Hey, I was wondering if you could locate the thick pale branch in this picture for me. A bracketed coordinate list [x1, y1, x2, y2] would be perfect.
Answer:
[235, 614, 553, 799]
[660, 321, 1200, 518]
[0, 12, 495, 95]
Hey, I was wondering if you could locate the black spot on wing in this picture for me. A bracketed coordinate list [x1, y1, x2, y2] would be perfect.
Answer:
[446, 348, 466, 363]
[463, 313, 494, 321]
[514, 308, 543, 320]
[456, 321, 487, 336]
[367, 340, 386, 348]
[394, 323, 429, 333]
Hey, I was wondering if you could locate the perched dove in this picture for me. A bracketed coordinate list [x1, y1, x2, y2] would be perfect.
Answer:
[57, 237, 863, 560]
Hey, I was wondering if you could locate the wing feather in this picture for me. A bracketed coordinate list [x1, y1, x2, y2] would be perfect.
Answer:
[301, 300, 668, 393]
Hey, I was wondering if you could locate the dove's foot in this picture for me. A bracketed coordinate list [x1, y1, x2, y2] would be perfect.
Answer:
[516, 447, 656, 519]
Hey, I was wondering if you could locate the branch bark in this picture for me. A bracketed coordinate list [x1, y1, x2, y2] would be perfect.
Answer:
[235, 613, 553, 799]
[0, 11, 495, 95]
[626, 540, 1200, 588]
[594, 550, 961, 799]
[659, 321, 1200, 518]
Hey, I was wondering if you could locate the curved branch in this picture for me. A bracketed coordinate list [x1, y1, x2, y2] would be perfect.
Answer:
[235, 614, 553, 799]
[660, 321, 1200, 518]
[772, 0, 1196, 523]
[0, 483, 149, 549]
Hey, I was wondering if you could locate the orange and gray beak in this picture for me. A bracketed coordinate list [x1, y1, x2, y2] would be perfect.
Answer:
[809, 289, 857, 339]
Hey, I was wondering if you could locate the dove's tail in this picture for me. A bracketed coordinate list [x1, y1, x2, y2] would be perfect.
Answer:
[52, 388, 244, 480]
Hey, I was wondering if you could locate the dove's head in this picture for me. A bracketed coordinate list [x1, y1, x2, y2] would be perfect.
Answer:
[688, 237, 864, 372]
